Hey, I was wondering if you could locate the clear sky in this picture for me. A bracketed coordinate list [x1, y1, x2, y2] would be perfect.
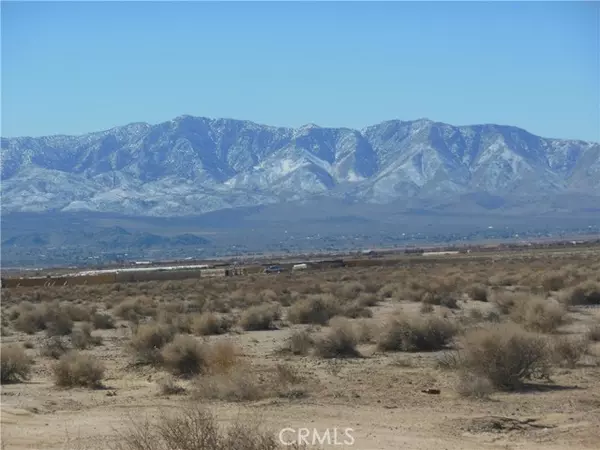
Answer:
[1, 1, 599, 141]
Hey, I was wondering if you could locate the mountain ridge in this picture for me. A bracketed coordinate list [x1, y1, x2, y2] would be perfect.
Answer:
[2, 115, 599, 217]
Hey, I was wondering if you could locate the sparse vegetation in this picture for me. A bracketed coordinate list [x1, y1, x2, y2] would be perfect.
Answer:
[1, 344, 32, 383]
[239, 304, 280, 331]
[130, 322, 176, 365]
[2, 247, 600, 448]
[53, 351, 105, 388]
[377, 312, 457, 352]
[450, 323, 550, 391]
[314, 318, 360, 358]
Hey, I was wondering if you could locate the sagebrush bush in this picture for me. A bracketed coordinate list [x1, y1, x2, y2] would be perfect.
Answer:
[114, 296, 157, 322]
[377, 313, 457, 352]
[285, 330, 314, 355]
[452, 323, 550, 390]
[560, 281, 600, 306]
[1, 344, 32, 383]
[195, 367, 264, 402]
[191, 312, 231, 336]
[40, 336, 70, 359]
[314, 319, 360, 358]
[588, 324, 600, 342]
[551, 335, 588, 368]
[92, 312, 115, 329]
[161, 335, 208, 377]
[466, 284, 488, 302]
[53, 351, 104, 388]
[130, 322, 176, 365]
[287, 294, 339, 325]
[509, 296, 566, 333]
[112, 405, 284, 450]
[71, 323, 102, 349]
[239, 305, 280, 331]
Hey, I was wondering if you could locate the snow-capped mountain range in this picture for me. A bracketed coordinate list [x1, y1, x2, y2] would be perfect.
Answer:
[1, 115, 599, 217]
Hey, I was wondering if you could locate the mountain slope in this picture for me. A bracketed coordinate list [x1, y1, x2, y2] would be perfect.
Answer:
[1, 115, 598, 216]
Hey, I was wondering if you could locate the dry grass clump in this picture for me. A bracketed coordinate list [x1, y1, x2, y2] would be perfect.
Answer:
[509, 295, 566, 333]
[112, 405, 287, 450]
[61, 303, 94, 322]
[560, 281, 600, 306]
[191, 312, 232, 336]
[114, 296, 157, 322]
[71, 323, 103, 349]
[157, 375, 186, 396]
[466, 284, 489, 302]
[551, 335, 589, 368]
[12, 302, 74, 336]
[541, 271, 570, 292]
[161, 335, 209, 377]
[314, 318, 360, 359]
[1, 344, 32, 383]
[587, 324, 600, 342]
[287, 294, 339, 325]
[239, 304, 280, 331]
[194, 366, 264, 402]
[40, 336, 71, 359]
[195, 361, 308, 403]
[450, 323, 550, 391]
[53, 351, 105, 388]
[130, 322, 176, 365]
[377, 312, 457, 352]
[284, 329, 315, 355]
[92, 312, 116, 329]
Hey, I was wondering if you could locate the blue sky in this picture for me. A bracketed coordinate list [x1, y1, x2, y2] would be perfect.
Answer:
[2, 1, 599, 141]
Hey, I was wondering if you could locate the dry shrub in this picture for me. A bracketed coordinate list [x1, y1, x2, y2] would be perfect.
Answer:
[541, 271, 569, 292]
[287, 294, 339, 325]
[195, 366, 264, 402]
[509, 296, 566, 333]
[53, 351, 104, 388]
[62, 303, 93, 322]
[356, 293, 378, 307]
[239, 304, 280, 331]
[377, 313, 457, 352]
[337, 281, 365, 300]
[71, 323, 103, 349]
[114, 296, 157, 322]
[420, 303, 434, 314]
[421, 292, 460, 309]
[314, 318, 360, 358]
[206, 340, 239, 374]
[353, 318, 376, 344]
[466, 284, 488, 302]
[284, 330, 314, 355]
[191, 313, 232, 336]
[1, 344, 32, 383]
[551, 335, 588, 368]
[588, 324, 600, 342]
[161, 335, 209, 377]
[13, 302, 74, 336]
[157, 375, 186, 396]
[560, 281, 600, 306]
[130, 322, 176, 365]
[92, 313, 115, 330]
[453, 323, 550, 391]
[112, 405, 285, 450]
[195, 361, 308, 403]
[40, 336, 70, 359]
